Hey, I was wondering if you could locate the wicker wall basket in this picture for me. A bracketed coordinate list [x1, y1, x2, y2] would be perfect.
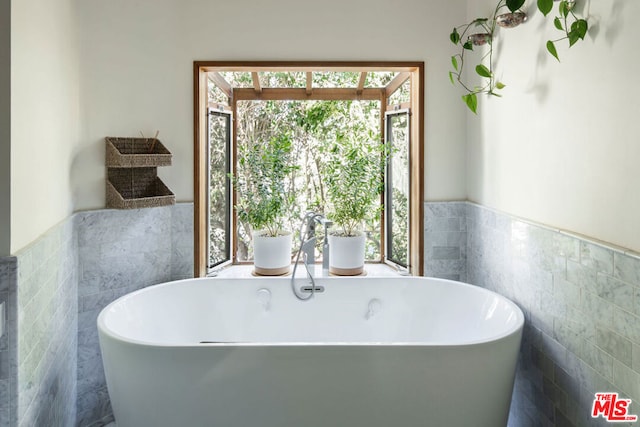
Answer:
[106, 168, 175, 209]
[106, 137, 172, 167]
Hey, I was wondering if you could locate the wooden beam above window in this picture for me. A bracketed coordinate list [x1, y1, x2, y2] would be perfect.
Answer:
[199, 62, 419, 73]
[208, 72, 233, 98]
[385, 72, 411, 98]
[234, 87, 383, 101]
[306, 72, 313, 95]
[251, 72, 262, 93]
[357, 72, 367, 95]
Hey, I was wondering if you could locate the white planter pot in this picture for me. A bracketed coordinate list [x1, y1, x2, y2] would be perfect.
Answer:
[328, 232, 366, 276]
[253, 230, 292, 276]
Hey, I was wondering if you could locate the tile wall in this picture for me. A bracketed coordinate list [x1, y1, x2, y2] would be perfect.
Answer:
[0, 203, 193, 427]
[2, 201, 639, 427]
[0, 257, 16, 427]
[75, 203, 193, 426]
[15, 219, 77, 427]
[170, 203, 196, 281]
[423, 202, 467, 282]
[426, 201, 640, 427]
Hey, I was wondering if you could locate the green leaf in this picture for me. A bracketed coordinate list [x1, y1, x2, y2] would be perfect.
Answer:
[537, 0, 553, 16]
[559, 1, 569, 18]
[462, 93, 478, 114]
[475, 64, 492, 78]
[572, 19, 588, 39]
[473, 18, 489, 25]
[554, 17, 564, 31]
[450, 28, 460, 44]
[546, 40, 560, 61]
[495, 82, 506, 90]
[449, 72, 455, 85]
[463, 41, 473, 50]
[451, 56, 458, 71]
[506, 0, 525, 12]
[568, 30, 580, 46]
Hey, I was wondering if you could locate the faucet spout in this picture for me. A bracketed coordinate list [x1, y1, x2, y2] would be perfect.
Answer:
[314, 216, 333, 275]
[305, 213, 332, 276]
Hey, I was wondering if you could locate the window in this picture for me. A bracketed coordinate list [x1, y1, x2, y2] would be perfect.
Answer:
[385, 109, 410, 268]
[194, 62, 424, 277]
[207, 109, 231, 268]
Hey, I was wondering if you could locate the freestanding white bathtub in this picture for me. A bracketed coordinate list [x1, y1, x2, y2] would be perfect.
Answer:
[98, 276, 524, 427]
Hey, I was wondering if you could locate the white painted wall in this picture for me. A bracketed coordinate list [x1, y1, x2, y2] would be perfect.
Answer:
[0, 0, 10, 256]
[10, 0, 81, 253]
[74, 0, 468, 212]
[12, 0, 636, 255]
[466, 0, 640, 252]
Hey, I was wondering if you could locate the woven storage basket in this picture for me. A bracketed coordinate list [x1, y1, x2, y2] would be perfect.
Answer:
[106, 137, 172, 167]
[106, 168, 175, 209]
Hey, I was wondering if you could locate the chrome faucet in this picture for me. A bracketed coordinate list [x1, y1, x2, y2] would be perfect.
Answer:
[302, 212, 332, 276]
[290, 212, 332, 301]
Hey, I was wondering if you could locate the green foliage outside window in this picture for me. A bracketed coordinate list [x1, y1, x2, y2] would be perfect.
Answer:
[211, 71, 404, 262]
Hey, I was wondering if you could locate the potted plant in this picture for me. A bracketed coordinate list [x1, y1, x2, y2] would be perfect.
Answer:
[233, 135, 297, 275]
[323, 139, 387, 276]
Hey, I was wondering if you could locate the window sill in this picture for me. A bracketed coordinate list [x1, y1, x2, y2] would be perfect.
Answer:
[211, 263, 407, 278]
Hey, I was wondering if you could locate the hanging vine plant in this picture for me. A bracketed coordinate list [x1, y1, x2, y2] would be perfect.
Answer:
[538, 0, 588, 61]
[449, 0, 589, 113]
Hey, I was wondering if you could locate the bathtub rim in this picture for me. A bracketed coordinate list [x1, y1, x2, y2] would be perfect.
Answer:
[97, 276, 525, 349]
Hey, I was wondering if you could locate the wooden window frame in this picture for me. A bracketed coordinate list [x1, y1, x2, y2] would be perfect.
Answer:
[384, 108, 411, 269]
[193, 61, 424, 277]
